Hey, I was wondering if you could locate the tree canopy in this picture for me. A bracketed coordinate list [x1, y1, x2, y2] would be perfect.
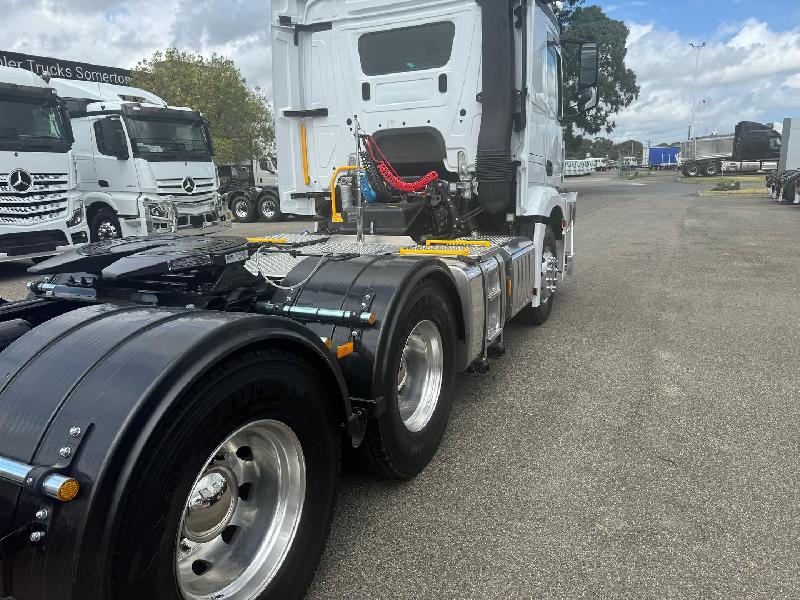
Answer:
[559, 4, 640, 156]
[130, 49, 273, 165]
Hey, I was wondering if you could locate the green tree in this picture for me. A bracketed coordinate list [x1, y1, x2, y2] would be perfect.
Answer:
[130, 49, 273, 165]
[560, 5, 640, 155]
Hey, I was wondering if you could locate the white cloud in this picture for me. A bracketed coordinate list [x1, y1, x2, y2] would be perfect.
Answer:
[3, 3, 799, 144]
[607, 18, 800, 142]
[4, 0, 273, 92]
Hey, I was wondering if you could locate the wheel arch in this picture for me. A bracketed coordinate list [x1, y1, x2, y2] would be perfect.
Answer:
[0, 305, 351, 599]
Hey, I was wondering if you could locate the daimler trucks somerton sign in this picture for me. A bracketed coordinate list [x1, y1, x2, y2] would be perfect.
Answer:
[0, 50, 131, 85]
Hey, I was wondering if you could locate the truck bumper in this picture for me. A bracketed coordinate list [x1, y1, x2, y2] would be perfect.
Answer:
[120, 196, 233, 238]
[0, 220, 89, 263]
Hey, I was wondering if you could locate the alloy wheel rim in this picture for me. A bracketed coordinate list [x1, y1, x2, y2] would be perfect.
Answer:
[97, 221, 118, 240]
[397, 320, 444, 432]
[176, 419, 306, 600]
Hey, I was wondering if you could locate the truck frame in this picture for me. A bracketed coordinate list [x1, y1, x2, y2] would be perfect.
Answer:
[0, 1, 598, 598]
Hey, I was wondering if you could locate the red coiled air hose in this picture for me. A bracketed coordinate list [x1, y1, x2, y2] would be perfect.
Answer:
[377, 162, 438, 192]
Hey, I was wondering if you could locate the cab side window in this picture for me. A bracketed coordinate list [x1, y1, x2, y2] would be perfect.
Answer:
[94, 119, 127, 156]
[546, 46, 561, 116]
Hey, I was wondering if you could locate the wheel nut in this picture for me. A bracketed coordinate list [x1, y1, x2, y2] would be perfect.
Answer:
[30, 531, 45, 543]
[69, 427, 81, 438]
[35, 508, 48, 520]
[59, 447, 72, 458]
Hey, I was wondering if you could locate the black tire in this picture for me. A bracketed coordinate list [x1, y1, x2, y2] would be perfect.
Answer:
[703, 162, 719, 177]
[517, 224, 557, 326]
[89, 207, 122, 242]
[230, 193, 257, 223]
[258, 192, 283, 223]
[108, 350, 339, 600]
[685, 164, 699, 177]
[360, 279, 456, 479]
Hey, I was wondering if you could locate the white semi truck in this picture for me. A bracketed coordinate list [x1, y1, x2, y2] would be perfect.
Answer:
[0, 1, 598, 599]
[50, 79, 230, 241]
[0, 66, 88, 261]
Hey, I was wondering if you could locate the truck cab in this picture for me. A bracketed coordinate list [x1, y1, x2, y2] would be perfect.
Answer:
[272, 0, 597, 237]
[51, 79, 230, 241]
[0, 66, 88, 261]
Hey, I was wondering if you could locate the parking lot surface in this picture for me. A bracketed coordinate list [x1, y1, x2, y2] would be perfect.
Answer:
[2, 173, 797, 598]
[307, 173, 800, 599]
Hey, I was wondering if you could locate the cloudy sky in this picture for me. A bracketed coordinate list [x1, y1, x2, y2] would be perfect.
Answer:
[4, 0, 800, 144]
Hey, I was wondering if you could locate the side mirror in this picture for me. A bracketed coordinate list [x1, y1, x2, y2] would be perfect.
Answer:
[203, 122, 215, 156]
[577, 41, 599, 112]
[59, 105, 75, 144]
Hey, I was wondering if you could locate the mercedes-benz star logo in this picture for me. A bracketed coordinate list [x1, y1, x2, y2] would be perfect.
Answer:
[8, 169, 33, 193]
[182, 176, 196, 194]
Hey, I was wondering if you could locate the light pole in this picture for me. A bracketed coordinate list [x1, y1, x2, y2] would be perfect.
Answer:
[688, 42, 706, 141]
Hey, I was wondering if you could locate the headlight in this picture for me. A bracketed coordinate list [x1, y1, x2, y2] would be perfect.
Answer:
[66, 199, 84, 227]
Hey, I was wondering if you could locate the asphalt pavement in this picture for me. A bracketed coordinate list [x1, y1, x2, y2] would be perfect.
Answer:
[306, 172, 800, 599]
[1, 173, 798, 598]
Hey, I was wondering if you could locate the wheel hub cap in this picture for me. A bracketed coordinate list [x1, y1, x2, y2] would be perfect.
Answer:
[97, 222, 118, 240]
[397, 320, 443, 432]
[234, 200, 249, 219]
[541, 251, 559, 304]
[262, 200, 276, 219]
[184, 466, 238, 544]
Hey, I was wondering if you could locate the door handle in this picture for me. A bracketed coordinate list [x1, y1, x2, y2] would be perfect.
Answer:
[362, 82, 371, 101]
[439, 74, 448, 93]
[546, 161, 553, 176]
[98, 180, 109, 188]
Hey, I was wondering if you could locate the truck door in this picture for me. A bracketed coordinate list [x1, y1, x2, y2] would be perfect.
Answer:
[273, 16, 345, 216]
[90, 116, 138, 211]
[544, 37, 563, 186]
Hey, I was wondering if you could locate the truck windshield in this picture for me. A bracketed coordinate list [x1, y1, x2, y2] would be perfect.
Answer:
[125, 117, 212, 162]
[0, 96, 70, 152]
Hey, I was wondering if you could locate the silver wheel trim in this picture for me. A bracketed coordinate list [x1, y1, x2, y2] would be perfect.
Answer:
[541, 248, 558, 305]
[397, 320, 444, 433]
[234, 199, 250, 220]
[96, 221, 118, 240]
[176, 419, 306, 600]
[260, 198, 276, 219]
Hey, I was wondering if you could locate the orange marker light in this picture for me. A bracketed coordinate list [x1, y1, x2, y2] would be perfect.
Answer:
[58, 478, 80, 501]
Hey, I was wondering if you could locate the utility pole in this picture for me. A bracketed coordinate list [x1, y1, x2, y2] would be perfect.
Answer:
[688, 42, 706, 141]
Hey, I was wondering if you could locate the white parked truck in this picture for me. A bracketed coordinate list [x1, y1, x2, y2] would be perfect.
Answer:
[0, 66, 88, 261]
[50, 79, 230, 241]
[0, 1, 598, 599]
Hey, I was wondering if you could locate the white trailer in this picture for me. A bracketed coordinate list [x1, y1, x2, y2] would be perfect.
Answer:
[50, 79, 231, 241]
[0, 66, 88, 261]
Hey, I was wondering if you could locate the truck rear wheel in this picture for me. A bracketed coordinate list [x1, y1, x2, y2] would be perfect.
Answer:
[360, 279, 456, 479]
[703, 162, 719, 176]
[258, 192, 283, 223]
[108, 350, 339, 600]
[517, 225, 558, 326]
[685, 164, 699, 177]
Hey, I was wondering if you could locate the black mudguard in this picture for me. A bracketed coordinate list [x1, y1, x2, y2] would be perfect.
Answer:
[0, 304, 350, 599]
[274, 254, 465, 404]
